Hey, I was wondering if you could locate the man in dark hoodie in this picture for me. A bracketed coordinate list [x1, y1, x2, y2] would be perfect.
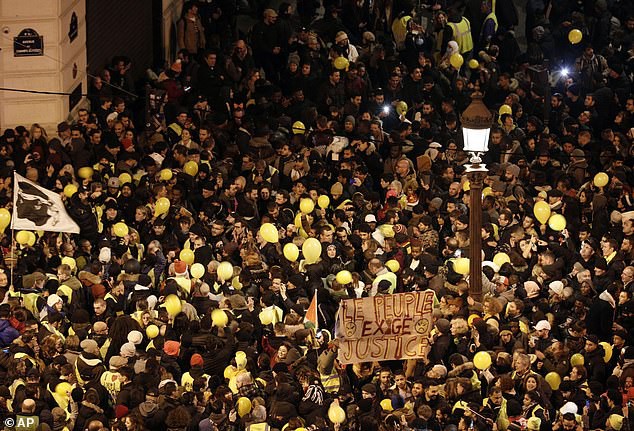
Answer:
[135, 387, 167, 431]
[67, 186, 99, 242]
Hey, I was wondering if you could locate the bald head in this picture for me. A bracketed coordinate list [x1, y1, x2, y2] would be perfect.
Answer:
[396, 159, 410, 176]
[22, 399, 36, 413]
[449, 182, 461, 196]
[87, 421, 104, 431]
[368, 258, 383, 274]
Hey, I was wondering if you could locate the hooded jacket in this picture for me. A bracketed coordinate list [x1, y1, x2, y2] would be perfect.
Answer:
[0, 319, 19, 347]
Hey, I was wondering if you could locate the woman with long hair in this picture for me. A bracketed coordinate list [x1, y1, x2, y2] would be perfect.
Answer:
[105, 315, 142, 362]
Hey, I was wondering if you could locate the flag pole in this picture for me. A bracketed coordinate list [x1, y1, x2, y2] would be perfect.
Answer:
[9, 227, 14, 290]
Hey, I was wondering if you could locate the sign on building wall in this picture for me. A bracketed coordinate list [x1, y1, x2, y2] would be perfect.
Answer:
[69, 12, 78, 42]
[14, 28, 43, 57]
[336, 291, 435, 364]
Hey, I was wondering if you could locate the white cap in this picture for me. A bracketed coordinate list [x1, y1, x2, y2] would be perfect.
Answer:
[365, 214, 377, 223]
[534, 320, 551, 331]
[47, 294, 62, 307]
[158, 379, 178, 389]
[549, 280, 564, 296]
[429, 142, 442, 149]
[99, 247, 111, 263]
[127, 330, 143, 345]
[560, 401, 578, 415]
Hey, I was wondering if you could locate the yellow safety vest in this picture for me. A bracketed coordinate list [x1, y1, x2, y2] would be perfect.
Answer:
[168, 123, 183, 137]
[105, 293, 123, 316]
[57, 285, 74, 304]
[248, 424, 270, 431]
[484, 12, 499, 32]
[181, 372, 211, 392]
[43, 321, 66, 342]
[374, 271, 398, 294]
[8, 379, 25, 412]
[320, 371, 341, 394]
[100, 339, 110, 360]
[100, 370, 122, 404]
[483, 397, 508, 429]
[529, 404, 544, 418]
[23, 293, 41, 317]
[449, 18, 474, 53]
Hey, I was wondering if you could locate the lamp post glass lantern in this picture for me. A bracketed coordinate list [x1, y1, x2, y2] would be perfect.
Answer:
[461, 90, 493, 302]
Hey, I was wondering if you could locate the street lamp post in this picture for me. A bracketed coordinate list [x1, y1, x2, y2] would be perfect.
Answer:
[461, 90, 493, 303]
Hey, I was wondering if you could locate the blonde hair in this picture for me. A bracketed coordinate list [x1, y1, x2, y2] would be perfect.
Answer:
[451, 318, 469, 335]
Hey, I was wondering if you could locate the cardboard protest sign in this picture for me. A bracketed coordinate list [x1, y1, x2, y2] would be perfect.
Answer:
[336, 291, 435, 364]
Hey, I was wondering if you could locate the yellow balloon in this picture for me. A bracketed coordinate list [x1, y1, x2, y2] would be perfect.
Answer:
[118, 173, 132, 185]
[300, 198, 315, 214]
[64, 184, 78, 198]
[333, 56, 349, 70]
[260, 308, 275, 325]
[212, 308, 229, 328]
[292, 121, 306, 134]
[302, 238, 322, 264]
[600, 342, 612, 363]
[0, 208, 10, 233]
[159, 169, 173, 181]
[493, 252, 511, 268]
[164, 294, 182, 317]
[396, 101, 408, 116]
[259, 223, 279, 243]
[336, 270, 353, 285]
[386, 259, 400, 272]
[482, 187, 493, 197]
[450, 53, 464, 69]
[328, 404, 346, 424]
[533, 201, 551, 225]
[570, 353, 584, 366]
[232, 276, 243, 290]
[462, 181, 470, 192]
[184, 161, 199, 176]
[154, 197, 170, 217]
[318, 195, 330, 209]
[594, 172, 609, 188]
[468, 59, 479, 69]
[548, 214, 566, 231]
[498, 104, 513, 116]
[235, 351, 247, 369]
[113, 222, 129, 237]
[284, 243, 300, 262]
[24, 231, 35, 247]
[146, 324, 159, 339]
[237, 397, 252, 418]
[568, 29, 583, 44]
[78, 166, 93, 179]
[191, 263, 205, 279]
[295, 212, 304, 229]
[217, 261, 234, 281]
[179, 249, 195, 265]
[224, 365, 237, 379]
[16, 231, 30, 245]
[453, 257, 470, 275]
[474, 351, 492, 370]
[545, 372, 561, 390]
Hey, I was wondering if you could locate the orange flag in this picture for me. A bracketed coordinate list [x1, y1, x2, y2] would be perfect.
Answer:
[305, 291, 318, 330]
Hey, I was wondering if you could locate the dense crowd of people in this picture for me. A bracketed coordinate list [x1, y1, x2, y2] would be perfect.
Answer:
[0, 0, 634, 430]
